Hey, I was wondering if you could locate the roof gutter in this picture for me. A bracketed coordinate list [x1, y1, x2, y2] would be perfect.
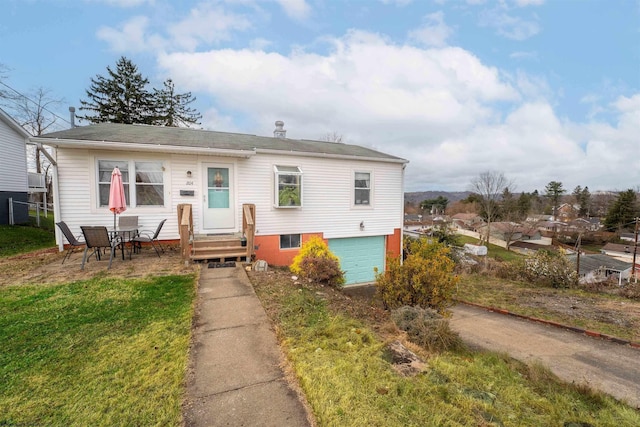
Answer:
[255, 148, 408, 164]
[30, 137, 256, 158]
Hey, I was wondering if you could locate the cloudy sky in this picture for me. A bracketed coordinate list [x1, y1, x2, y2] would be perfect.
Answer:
[2, 0, 638, 192]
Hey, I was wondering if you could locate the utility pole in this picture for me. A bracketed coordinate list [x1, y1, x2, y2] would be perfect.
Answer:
[575, 232, 582, 277]
[633, 217, 639, 283]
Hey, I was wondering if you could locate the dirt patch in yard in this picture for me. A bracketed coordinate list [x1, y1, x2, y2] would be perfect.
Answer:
[0, 244, 198, 287]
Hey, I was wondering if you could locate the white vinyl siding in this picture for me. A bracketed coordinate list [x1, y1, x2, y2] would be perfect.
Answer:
[0, 117, 28, 192]
[54, 148, 403, 245]
[54, 150, 174, 246]
[236, 153, 403, 239]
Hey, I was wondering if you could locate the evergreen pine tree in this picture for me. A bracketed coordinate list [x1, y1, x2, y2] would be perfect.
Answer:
[603, 189, 638, 231]
[78, 56, 156, 124]
[153, 79, 202, 127]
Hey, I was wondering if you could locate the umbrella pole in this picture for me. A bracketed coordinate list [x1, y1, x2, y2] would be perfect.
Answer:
[114, 212, 116, 229]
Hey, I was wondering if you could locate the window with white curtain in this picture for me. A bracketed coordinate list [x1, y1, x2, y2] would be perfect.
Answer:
[354, 171, 371, 206]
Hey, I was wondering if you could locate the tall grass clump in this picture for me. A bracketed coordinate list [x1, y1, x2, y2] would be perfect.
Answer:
[391, 305, 462, 353]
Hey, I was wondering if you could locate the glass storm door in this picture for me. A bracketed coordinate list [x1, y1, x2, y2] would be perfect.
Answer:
[203, 164, 235, 230]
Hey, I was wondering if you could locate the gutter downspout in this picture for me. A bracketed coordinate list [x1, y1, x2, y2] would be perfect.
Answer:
[52, 156, 62, 252]
[400, 163, 407, 266]
[36, 142, 62, 251]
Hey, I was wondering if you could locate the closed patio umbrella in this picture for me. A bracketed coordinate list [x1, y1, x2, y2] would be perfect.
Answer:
[108, 167, 127, 228]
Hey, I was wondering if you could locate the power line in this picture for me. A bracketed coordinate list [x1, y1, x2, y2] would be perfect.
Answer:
[0, 80, 72, 127]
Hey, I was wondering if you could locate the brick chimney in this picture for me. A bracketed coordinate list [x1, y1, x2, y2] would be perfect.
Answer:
[274, 120, 286, 138]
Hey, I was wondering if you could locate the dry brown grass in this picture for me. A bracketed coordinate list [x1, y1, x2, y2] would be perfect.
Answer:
[0, 243, 199, 288]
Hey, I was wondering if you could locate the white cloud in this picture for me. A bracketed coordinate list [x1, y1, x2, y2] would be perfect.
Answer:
[96, 2, 252, 53]
[275, 0, 311, 20]
[379, 0, 414, 6]
[408, 11, 453, 47]
[510, 50, 538, 60]
[514, 0, 545, 6]
[479, 8, 540, 40]
[85, 0, 154, 7]
[96, 16, 152, 53]
[168, 3, 251, 51]
[157, 30, 518, 138]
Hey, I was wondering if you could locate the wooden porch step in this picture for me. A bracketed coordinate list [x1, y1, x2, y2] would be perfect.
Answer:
[190, 237, 249, 261]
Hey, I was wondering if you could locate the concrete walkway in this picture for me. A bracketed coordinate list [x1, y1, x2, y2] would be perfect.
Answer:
[183, 265, 312, 427]
[450, 303, 640, 409]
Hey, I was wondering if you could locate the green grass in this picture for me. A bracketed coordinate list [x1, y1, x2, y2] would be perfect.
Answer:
[457, 235, 522, 262]
[0, 274, 196, 426]
[257, 285, 639, 426]
[0, 224, 55, 257]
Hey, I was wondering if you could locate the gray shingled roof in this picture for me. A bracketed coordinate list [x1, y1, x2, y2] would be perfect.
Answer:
[567, 254, 632, 275]
[38, 123, 407, 162]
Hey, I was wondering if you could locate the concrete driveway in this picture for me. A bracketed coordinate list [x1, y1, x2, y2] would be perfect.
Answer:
[450, 303, 640, 409]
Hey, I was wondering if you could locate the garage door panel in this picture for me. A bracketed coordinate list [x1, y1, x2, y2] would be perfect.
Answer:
[329, 236, 385, 285]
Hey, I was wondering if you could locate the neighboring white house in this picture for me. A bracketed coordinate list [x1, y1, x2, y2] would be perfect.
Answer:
[567, 253, 632, 285]
[34, 121, 408, 285]
[0, 108, 30, 225]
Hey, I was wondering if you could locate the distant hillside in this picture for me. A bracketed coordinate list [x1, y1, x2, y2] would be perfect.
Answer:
[405, 191, 471, 204]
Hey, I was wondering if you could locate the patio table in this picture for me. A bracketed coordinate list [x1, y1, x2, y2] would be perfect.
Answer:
[107, 226, 139, 260]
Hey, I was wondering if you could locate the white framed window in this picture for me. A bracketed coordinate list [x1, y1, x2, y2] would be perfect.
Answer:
[274, 165, 302, 208]
[354, 171, 371, 206]
[280, 234, 301, 249]
[97, 159, 165, 208]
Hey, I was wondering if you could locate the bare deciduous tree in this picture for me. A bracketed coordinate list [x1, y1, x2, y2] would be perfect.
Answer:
[11, 87, 64, 206]
[470, 170, 513, 245]
[320, 131, 344, 143]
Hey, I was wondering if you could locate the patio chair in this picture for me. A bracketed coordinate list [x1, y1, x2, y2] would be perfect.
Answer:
[56, 221, 85, 264]
[118, 215, 138, 228]
[80, 226, 124, 270]
[132, 219, 167, 257]
[117, 216, 139, 241]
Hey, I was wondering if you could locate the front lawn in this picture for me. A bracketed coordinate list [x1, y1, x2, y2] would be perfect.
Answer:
[0, 274, 196, 426]
[0, 224, 55, 257]
[251, 270, 640, 426]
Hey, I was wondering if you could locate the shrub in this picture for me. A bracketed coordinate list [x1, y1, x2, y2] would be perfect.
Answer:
[391, 305, 462, 353]
[518, 250, 578, 289]
[298, 256, 345, 287]
[375, 240, 459, 313]
[290, 236, 344, 287]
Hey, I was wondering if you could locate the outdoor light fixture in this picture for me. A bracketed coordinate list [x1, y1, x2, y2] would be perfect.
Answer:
[186, 170, 192, 178]
[360, 221, 365, 230]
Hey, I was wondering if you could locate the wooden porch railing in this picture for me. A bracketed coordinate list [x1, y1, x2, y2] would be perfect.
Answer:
[242, 203, 256, 261]
[178, 203, 255, 263]
[177, 203, 193, 262]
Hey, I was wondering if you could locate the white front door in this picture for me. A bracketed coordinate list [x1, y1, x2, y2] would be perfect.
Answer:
[202, 163, 235, 230]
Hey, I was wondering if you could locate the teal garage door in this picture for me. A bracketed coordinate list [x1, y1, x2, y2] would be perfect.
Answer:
[328, 236, 385, 285]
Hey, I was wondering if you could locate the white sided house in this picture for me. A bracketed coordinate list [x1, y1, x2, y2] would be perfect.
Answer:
[34, 121, 408, 285]
[0, 108, 30, 225]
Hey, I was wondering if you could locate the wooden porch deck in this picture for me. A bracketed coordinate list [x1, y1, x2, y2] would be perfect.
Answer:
[177, 203, 256, 263]
[190, 233, 249, 262]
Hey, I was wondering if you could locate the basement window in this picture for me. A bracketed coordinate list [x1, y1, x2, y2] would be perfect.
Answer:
[274, 165, 302, 208]
[280, 234, 301, 249]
